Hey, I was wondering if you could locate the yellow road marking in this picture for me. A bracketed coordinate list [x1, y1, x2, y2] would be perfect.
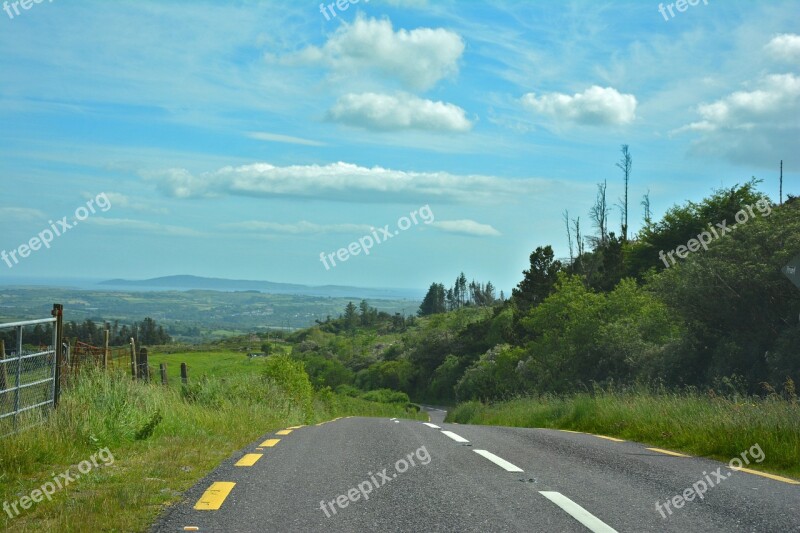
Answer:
[730, 467, 800, 484]
[647, 447, 689, 457]
[558, 429, 583, 434]
[276, 429, 293, 435]
[184, 527, 199, 531]
[235, 453, 263, 467]
[260, 438, 281, 447]
[594, 435, 625, 442]
[287, 425, 305, 429]
[194, 481, 235, 511]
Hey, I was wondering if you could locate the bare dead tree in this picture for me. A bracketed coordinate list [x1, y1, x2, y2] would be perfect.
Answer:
[641, 189, 652, 228]
[616, 144, 632, 241]
[563, 209, 574, 263]
[572, 216, 584, 260]
[590, 180, 609, 247]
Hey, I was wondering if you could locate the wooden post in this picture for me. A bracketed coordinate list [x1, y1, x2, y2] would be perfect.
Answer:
[160, 363, 168, 385]
[52, 304, 64, 406]
[138, 348, 149, 382]
[129, 338, 137, 380]
[103, 324, 110, 370]
[180, 362, 188, 385]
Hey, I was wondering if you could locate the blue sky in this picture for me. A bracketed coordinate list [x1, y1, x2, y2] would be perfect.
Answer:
[1, 0, 798, 292]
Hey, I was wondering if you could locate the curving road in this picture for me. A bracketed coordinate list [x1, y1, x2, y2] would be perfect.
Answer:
[151, 406, 799, 532]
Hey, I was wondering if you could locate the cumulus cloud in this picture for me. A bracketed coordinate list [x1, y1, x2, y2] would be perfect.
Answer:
[433, 220, 501, 237]
[327, 92, 472, 132]
[675, 73, 800, 133]
[223, 220, 371, 235]
[521, 86, 637, 126]
[278, 15, 464, 91]
[765, 33, 800, 63]
[143, 162, 545, 205]
[673, 73, 800, 165]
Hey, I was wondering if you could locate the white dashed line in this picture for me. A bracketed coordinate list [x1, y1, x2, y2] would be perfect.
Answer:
[473, 449, 524, 472]
[539, 491, 618, 533]
[423, 423, 441, 429]
[441, 431, 469, 443]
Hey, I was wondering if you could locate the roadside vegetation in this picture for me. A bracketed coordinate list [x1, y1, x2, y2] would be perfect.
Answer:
[0, 353, 422, 532]
[448, 389, 800, 478]
[273, 181, 799, 480]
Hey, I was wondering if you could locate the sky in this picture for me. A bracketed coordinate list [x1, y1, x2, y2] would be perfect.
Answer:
[0, 0, 798, 292]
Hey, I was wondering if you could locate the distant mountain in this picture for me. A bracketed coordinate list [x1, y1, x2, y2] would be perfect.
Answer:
[99, 275, 423, 300]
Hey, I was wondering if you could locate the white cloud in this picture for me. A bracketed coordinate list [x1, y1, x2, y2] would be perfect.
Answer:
[673, 73, 800, 165]
[279, 15, 464, 91]
[223, 220, 371, 235]
[86, 217, 204, 237]
[0, 207, 46, 221]
[675, 73, 800, 133]
[521, 86, 637, 126]
[143, 162, 548, 205]
[433, 220, 501, 237]
[247, 132, 326, 147]
[327, 92, 472, 132]
[765, 33, 800, 63]
[81, 192, 167, 215]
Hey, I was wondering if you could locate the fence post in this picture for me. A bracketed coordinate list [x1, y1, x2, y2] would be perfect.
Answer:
[52, 304, 64, 407]
[160, 363, 168, 386]
[103, 325, 110, 370]
[180, 362, 188, 385]
[129, 338, 137, 380]
[138, 348, 149, 382]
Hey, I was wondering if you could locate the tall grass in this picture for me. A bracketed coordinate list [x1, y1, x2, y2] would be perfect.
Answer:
[448, 391, 800, 478]
[0, 368, 421, 532]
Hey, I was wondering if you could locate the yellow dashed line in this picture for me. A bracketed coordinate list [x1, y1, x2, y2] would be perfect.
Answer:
[183, 527, 199, 532]
[235, 453, 263, 467]
[594, 435, 625, 442]
[558, 429, 583, 434]
[647, 447, 690, 457]
[730, 467, 800, 484]
[194, 481, 236, 511]
[260, 438, 281, 447]
[287, 425, 305, 429]
[276, 429, 293, 435]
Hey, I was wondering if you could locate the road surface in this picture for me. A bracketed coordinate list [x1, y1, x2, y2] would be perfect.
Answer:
[151, 406, 799, 532]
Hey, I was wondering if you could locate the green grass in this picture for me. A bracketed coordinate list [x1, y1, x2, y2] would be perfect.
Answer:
[447, 391, 800, 479]
[0, 353, 423, 532]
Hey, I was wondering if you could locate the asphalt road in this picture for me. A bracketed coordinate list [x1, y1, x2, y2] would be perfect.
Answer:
[151, 406, 799, 532]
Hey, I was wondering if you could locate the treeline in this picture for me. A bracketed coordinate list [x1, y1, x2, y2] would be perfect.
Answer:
[285, 178, 800, 403]
[418, 273, 502, 316]
[1, 317, 172, 349]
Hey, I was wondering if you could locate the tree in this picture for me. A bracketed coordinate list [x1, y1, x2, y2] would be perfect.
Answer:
[343, 302, 358, 331]
[418, 283, 446, 316]
[512, 245, 563, 314]
[616, 145, 632, 241]
[590, 180, 609, 247]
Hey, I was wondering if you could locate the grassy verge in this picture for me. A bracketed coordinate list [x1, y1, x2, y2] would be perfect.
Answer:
[0, 361, 423, 532]
[447, 392, 800, 478]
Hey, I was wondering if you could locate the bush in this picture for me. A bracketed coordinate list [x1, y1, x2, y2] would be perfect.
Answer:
[360, 388, 410, 404]
[263, 355, 314, 419]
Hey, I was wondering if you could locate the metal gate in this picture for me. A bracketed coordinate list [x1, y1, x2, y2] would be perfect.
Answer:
[0, 309, 62, 437]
